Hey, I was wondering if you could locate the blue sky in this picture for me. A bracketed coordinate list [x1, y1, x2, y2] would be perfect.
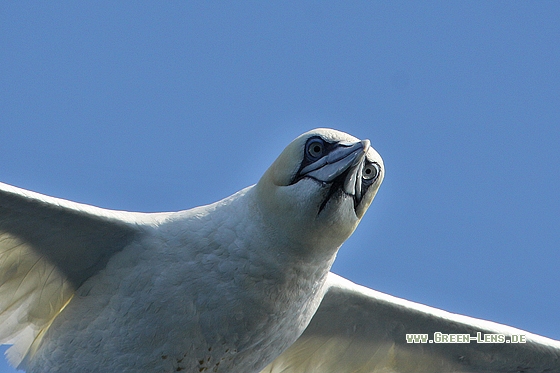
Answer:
[1, 2, 559, 371]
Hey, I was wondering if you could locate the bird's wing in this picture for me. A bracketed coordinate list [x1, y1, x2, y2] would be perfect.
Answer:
[263, 272, 560, 373]
[0, 182, 148, 367]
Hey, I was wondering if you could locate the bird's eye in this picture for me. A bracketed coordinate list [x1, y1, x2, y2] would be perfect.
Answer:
[306, 139, 324, 159]
[362, 163, 380, 181]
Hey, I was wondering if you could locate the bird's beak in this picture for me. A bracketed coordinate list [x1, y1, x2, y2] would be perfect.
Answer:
[300, 140, 370, 185]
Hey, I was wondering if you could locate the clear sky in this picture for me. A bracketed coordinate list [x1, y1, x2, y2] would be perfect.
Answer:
[1, 2, 559, 371]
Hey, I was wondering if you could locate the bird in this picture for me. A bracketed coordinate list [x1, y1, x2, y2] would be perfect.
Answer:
[0, 128, 558, 373]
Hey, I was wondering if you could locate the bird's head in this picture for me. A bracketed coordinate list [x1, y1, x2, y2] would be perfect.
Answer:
[255, 128, 384, 253]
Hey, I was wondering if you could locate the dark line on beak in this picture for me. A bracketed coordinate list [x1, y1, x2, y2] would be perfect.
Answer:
[317, 169, 351, 215]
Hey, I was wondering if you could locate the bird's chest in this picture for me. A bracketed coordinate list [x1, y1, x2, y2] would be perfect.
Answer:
[31, 230, 330, 373]
[157, 250, 327, 373]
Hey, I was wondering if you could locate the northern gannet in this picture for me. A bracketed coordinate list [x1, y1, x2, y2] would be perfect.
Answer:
[0, 128, 558, 372]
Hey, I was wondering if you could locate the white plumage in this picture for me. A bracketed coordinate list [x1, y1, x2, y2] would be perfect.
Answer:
[0, 128, 559, 373]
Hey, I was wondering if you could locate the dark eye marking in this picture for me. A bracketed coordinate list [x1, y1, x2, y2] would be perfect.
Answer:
[307, 139, 324, 160]
[289, 137, 337, 184]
